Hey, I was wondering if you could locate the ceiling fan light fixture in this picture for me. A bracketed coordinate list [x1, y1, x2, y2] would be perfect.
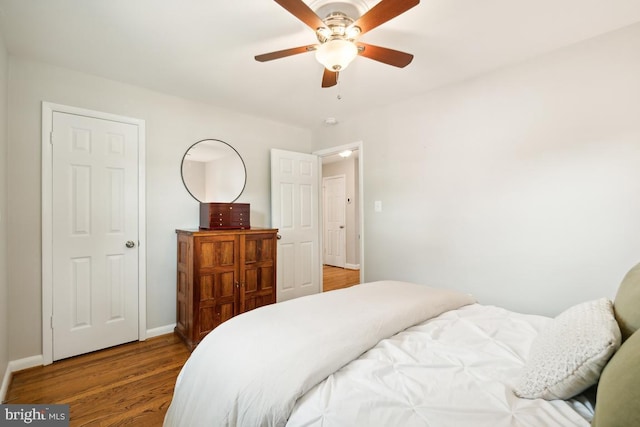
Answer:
[315, 39, 358, 71]
[317, 27, 333, 39]
[345, 25, 361, 39]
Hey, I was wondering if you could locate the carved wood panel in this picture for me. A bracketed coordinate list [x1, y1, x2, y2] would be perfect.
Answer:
[175, 228, 277, 349]
[241, 232, 276, 313]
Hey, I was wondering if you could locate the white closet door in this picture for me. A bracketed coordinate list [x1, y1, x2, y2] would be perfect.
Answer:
[51, 111, 139, 360]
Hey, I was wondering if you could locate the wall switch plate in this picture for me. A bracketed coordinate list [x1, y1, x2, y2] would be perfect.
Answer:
[374, 200, 382, 212]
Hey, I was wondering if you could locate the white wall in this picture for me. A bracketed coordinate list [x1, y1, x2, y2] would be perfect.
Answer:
[181, 159, 206, 200]
[0, 24, 9, 391]
[6, 57, 312, 360]
[313, 23, 640, 316]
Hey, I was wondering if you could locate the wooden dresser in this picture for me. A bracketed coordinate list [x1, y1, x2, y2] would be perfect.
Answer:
[175, 228, 278, 349]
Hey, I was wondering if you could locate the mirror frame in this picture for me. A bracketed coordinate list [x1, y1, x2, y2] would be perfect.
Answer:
[180, 138, 247, 203]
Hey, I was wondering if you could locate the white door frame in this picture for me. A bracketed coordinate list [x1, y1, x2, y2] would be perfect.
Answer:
[41, 102, 147, 365]
[313, 141, 364, 284]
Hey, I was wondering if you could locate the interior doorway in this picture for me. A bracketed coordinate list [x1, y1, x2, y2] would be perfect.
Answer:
[314, 142, 364, 292]
[323, 174, 346, 268]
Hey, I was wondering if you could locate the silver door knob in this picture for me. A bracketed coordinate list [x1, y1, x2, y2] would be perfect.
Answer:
[125, 240, 136, 248]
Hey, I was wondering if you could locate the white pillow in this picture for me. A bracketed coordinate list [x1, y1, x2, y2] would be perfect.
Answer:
[514, 298, 621, 400]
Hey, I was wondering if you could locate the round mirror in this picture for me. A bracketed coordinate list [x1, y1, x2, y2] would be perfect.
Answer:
[181, 139, 247, 203]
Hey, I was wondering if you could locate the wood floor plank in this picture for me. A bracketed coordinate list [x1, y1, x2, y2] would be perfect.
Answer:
[323, 265, 360, 292]
[5, 333, 190, 426]
[9, 347, 186, 402]
[69, 371, 180, 426]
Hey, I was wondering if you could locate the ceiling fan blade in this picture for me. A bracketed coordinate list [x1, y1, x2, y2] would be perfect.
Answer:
[357, 43, 414, 67]
[274, 0, 325, 31]
[322, 68, 338, 88]
[255, 45, 316, 62]
[352, 0, 420, 36]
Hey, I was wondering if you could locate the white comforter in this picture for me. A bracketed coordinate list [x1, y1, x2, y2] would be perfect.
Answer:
[164, 281, 476, 427]
[287, 304, 594, 427]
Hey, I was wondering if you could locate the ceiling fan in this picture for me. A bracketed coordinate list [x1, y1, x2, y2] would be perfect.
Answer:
[255, 0, 420, 88]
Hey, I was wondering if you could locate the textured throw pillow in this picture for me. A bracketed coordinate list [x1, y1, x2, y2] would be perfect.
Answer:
[514, 298, 621, 400]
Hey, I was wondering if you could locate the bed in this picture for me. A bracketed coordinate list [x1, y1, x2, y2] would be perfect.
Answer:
[164, 263, 640, 426]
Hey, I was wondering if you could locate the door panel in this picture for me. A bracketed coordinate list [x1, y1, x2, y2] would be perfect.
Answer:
[106, 254, 126, 321]
[323, 175, 346, 267]
[270, 149, 320, 302]
[241, 233, 277, 312]
[194, 235, 239, 339]
[176, 236, 191, 340]
[52, 112, 139, 360]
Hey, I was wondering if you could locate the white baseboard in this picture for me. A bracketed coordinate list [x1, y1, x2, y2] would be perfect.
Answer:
[1, 355, 44, 403]
[9, 355, 43, 373]
[345, 263, 360, 270]
[146, 324, 175, 339]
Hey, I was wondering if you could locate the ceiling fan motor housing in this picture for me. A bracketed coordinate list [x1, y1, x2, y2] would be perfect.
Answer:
[315, 11, 360, 43]
[311, 0, 368, 21]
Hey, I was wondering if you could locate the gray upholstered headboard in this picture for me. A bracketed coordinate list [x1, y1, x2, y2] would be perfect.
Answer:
[613, 261, 640, 342]
[591, 262, 640, 426]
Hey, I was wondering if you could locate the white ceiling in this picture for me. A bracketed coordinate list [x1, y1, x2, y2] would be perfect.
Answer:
[1, 0, 639, 129]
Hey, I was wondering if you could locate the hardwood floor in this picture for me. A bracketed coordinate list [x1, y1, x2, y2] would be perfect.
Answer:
[323, 265, 360, 292]
[5, 333, 190, 426]
[4, 270, 359, 425]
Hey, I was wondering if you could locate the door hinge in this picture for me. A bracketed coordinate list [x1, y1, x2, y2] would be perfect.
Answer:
[50, 316, 54, 329]
[49, 131, 53, 145]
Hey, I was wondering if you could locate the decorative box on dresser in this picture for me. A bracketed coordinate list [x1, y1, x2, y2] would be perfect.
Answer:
[175, 227, 278, 349]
